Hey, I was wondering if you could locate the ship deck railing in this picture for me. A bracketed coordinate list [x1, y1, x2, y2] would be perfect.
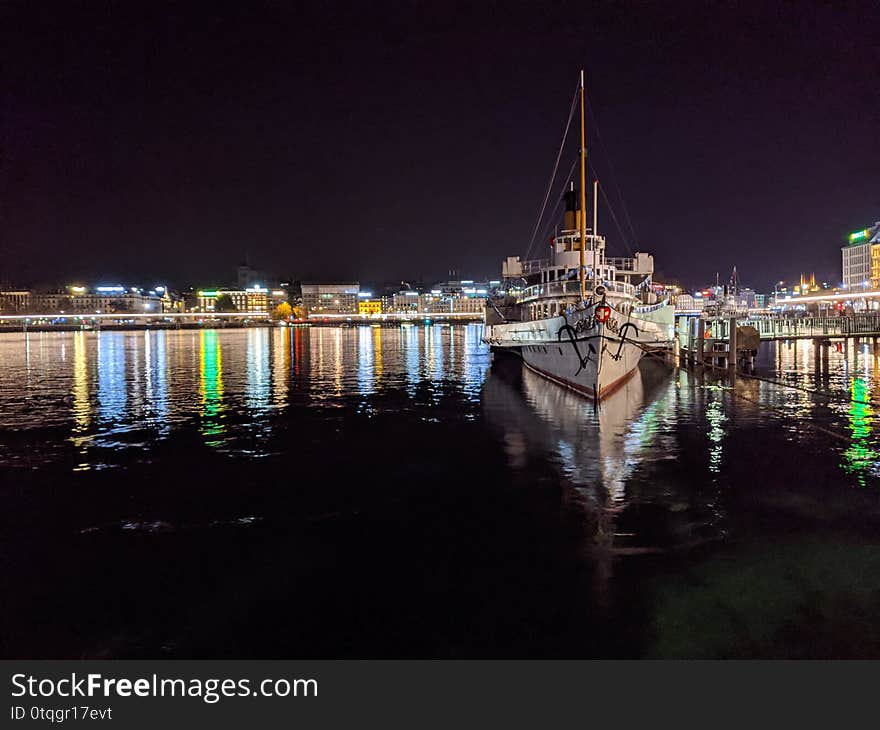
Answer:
[520, 259, 550, 276]
[517, 279, 635, 303]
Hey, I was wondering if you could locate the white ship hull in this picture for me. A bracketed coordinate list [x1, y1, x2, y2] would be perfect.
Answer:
[484, 303, 673, 400]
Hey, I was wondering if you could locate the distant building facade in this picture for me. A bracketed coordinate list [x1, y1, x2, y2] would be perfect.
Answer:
[380, 280, 488, 315]
[422, 280, 488, 314]
[18, 286, 167, 314]
[0, 291, 31, 313]
[675, 293, 699, 311]
[301, 282, 359, 314]
[842, 222, 880, 288]
[391, 291, 420, 313]
[197, 286, 268, 313]
[357, 299, 382, 315]
[268, 288, 289, 309]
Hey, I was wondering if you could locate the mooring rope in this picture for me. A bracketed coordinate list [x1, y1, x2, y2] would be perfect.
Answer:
[628, 340, 873, 444]
[684, 364, 854, 445]
[691, 356, 876, 408]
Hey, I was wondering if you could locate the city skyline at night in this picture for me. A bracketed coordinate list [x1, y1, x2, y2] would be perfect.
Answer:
[2, 2, 878, 292]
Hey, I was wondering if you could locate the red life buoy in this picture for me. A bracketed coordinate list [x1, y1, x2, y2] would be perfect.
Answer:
[595, 305, 611, 323]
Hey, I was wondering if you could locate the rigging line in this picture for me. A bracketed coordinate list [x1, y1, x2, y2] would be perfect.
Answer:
[536, 156, 579, 250]
[589, 164, 634, 256]
[536, 194, 566, 251]
[585, 95, 640, 248]
[523, 81, 580, 263]
[536, 196, 567, 256]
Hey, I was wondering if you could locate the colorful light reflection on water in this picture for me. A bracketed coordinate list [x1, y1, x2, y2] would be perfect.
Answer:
[3, 327, 880, 658]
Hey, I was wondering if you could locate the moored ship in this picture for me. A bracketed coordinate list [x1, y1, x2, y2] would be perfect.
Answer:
[484, 71, 674, 400]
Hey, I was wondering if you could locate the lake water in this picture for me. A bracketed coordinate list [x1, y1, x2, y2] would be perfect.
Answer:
[2, 325, 880, 658]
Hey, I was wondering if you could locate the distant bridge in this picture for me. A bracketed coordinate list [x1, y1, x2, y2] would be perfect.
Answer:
[0, 312, 271, 331]
[307, 312, 484, 323]
[0, 310, 486, 331]
[0, 312, 269, 322]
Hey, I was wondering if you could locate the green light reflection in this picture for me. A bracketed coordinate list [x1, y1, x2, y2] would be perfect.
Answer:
[841, 376, 877, 486]
[199, 330, 226, 445]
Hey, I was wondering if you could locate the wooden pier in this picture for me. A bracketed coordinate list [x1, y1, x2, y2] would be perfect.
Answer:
[733, 313, 880, 341]
[676, 312, 880, 370]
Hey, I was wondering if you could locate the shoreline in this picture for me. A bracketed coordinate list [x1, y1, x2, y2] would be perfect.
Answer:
[0, 319, 485, 334]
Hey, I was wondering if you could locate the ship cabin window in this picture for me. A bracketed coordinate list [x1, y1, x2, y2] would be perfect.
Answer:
[542, 268, 569, 284]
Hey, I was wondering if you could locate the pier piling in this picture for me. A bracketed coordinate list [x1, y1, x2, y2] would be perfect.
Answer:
[697, 319, 705, 367]
[728, 317, 737, 370]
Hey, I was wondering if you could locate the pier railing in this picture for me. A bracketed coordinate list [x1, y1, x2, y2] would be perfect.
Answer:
[693, 314, 880, 342]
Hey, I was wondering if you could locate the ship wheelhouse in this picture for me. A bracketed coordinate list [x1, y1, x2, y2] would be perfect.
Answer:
[513, 229, 649, 322]
[496, 176, 656, 325]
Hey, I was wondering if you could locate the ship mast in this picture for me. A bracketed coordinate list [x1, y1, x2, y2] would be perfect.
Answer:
[578, 70, 588, 301]
[593, 179, 599, 293]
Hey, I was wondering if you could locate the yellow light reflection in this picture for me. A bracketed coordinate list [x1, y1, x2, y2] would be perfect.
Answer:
[373, 326, 383, 382]
[71, 331, 92, 471]
[272, 328, 291, 407]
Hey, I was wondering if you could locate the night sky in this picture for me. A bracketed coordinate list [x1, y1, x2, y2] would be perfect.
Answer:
[2, 1, 878, 292]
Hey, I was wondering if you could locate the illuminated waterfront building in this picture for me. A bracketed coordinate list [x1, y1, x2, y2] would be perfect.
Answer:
[21, 286, 166, 314]
[675, 293, 699, 311]
[0, 290, 31, 313]
[381, 280, 488, 315]
[391, 290, 421, 313]
[419, 292, 487, 314]
[872, 247, 880, 289]
[842, 223, 880, 288]
[268, 288, 289, 309]
[357, 293, 383, 315]
[418, 279, 489, 314]
[197, 286, 268, 313]
[301, 282, 359, 314]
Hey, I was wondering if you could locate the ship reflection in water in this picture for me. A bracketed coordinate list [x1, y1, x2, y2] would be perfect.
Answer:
[486, 358, 685, 537]
[2, 328, 880, 658]
[483, 357, 728, 614]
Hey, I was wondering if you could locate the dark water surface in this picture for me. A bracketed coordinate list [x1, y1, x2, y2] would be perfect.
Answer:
[2, 326, 880, 658]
